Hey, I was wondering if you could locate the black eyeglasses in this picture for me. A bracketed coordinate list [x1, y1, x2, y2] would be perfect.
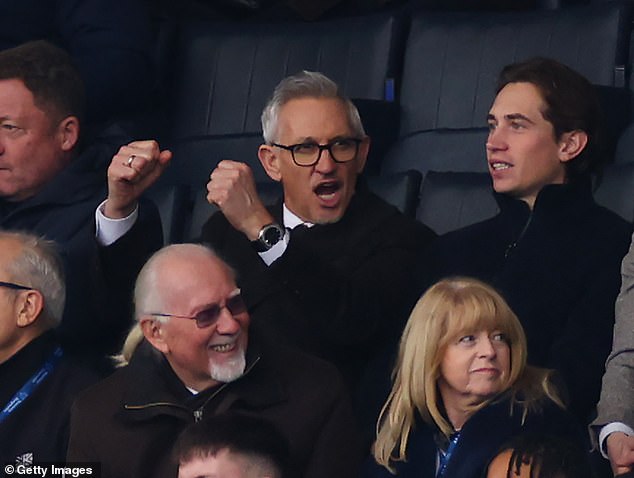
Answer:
[147, 289, 247, 329]
[272, 138, 362, 167]
[0, 280, 32, 291]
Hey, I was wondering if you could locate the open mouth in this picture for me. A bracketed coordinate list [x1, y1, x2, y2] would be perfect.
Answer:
[209, 342, 236, 353]
[490, 161, 512, 171]
[314, 181, 341, 198]
[314, 181, 342, 206]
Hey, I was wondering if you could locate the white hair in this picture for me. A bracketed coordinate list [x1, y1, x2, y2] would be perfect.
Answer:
[0, 230, 65, 326]
[260, 70, 366, 144]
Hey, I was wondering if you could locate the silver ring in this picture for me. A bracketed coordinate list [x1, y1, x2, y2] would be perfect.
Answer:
[126, 155, 136, 167]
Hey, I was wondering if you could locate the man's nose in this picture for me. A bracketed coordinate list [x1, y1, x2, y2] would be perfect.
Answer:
[314, 147, 337, 173]
[215, 306, 242, 335]
[486, 128, 507, 152]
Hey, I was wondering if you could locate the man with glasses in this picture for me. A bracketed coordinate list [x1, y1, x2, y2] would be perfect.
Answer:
[201, 71, 435, 390]
[0, 230, 100, 465]
[67, 243, 362, 478]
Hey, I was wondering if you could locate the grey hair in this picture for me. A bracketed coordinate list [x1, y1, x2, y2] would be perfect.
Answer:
[115, 243, 234, 366]
[261, 70, 366, 144]
[0, 230, 65, 326]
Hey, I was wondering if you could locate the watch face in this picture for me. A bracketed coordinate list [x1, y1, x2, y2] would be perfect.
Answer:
[262, 225, 283, 247]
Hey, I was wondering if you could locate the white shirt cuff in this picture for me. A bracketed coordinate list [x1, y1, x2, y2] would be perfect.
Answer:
[95, 199, 139, 246]
[258, 229, 290, 266]
[599, 422, 634, 459]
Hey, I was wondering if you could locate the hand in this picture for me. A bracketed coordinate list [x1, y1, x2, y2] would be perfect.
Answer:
[206, 160, 274, 240]
[607, 432, 634, 475]
[104, 140, 172, 219]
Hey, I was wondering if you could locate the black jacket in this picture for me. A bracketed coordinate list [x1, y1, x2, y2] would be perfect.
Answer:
[428, 180, 632, 422]
[67, 336, 363, 478]
[201, 188, 436, 387]
[0, 331, 102, 464]
[362, 392, 583, 478]
[0, 129, 162, 355]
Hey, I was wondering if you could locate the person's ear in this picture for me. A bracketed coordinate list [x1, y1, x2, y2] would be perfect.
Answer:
[258, 144, 282, 182]
[15, 289, 44, 328]
[57, 115, 80, 152]
[141, 317, 169, 353]
[558, 130, 588, 163]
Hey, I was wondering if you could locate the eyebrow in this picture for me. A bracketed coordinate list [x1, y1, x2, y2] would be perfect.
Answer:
[487, 112, 536, 124]
[505, 113, 535, 124]
[291, 134, 355, 144]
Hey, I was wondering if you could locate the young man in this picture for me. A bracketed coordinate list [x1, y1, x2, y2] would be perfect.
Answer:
[427, 57, 631, 423]
[175, 414, 288, 478]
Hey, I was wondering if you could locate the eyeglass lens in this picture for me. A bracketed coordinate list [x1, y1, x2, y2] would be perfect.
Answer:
[194, 293, 247, 328]
[293, 139, 358, 165]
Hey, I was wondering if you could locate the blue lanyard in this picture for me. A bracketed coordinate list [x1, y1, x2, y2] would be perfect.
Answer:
[437, 430, 461, 478]
[0, 346, 63, 424]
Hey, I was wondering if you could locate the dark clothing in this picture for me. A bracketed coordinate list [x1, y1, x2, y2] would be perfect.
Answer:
[67, 337, 363, 478]
[201, 189, 436, 387]
[0, 331, 102, 464]
[0, 0, 153, 126]
[428, 180, 632, 422]
[0, 128, 162, 355]
[362, 392, 584, 478]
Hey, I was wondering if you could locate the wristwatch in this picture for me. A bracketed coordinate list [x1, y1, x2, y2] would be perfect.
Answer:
[251, 223, 285, 252]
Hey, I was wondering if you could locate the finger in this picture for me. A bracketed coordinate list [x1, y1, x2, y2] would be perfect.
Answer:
[216, 159, 242, 170]
[158, 149, 173, 165]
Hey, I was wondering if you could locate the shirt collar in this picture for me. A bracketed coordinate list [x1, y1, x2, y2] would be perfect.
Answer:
[283, 203, 314, 229]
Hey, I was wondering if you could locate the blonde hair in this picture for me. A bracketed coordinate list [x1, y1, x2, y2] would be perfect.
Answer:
[373, 277, 562, 473]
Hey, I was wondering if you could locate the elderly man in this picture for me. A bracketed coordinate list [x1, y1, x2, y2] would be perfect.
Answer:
[0, 40, 169, 354]
[0, 231, 100, 464]
[67, 243, 363, 478]
[175, 414, 289, 478]
[427, 57, 631, 424]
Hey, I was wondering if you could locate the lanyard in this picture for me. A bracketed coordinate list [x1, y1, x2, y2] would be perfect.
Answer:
[0, 346, 63, 424]
[436, 430, 462, 478]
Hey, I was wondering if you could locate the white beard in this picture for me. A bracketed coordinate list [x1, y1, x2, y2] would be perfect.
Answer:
[208, 349, 246, 383]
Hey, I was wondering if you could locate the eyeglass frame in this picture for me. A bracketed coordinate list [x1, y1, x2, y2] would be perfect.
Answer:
[271, 137, 363, 167]
[145, 289, 247, 329]
[0, 280, 32, 291]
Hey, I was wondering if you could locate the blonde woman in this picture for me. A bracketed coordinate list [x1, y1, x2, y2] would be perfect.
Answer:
[363, 277, 583, 478]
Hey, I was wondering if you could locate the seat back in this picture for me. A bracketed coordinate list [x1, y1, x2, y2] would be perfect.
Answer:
[159, 13, 404, 189]
[417, 171, 498, 234]
[594, 162, 634, 223]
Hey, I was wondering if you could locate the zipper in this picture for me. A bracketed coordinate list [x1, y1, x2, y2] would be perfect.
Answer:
[193, 354, 262, 422]
[125, 355, 262, 422]
[504, 212, 533, 259]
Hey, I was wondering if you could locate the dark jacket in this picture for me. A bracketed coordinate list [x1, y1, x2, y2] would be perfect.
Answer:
[201, 188, 436, 387]
[362, 392, 583, 478]
[0, 129, 162, 355]
[428, 180, 632, 422]
[0, 331, 102, 464]
[67, 336, 363, 478]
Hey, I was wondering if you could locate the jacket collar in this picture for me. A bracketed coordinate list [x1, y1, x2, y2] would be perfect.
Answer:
[494, 178, 594, 230]
[119, 335, 287, 422]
